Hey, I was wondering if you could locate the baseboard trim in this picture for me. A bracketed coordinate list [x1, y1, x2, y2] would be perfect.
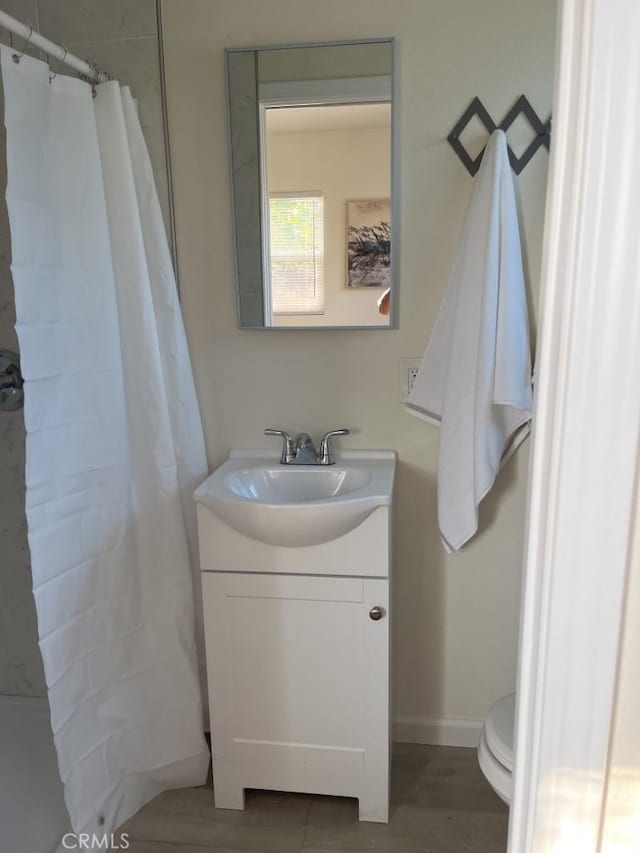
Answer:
[393, 715, 483, 748]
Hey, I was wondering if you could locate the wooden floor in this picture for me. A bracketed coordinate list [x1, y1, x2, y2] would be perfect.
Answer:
[119, 743, 508, 853]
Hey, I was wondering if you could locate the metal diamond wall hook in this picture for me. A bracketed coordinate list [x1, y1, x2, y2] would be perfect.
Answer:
[447, 97, 497, 177]
[448, 95, 551, 176]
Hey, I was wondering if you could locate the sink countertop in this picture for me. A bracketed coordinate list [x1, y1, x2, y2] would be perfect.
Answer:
[194, 449, 396, 508]
[193, 449, 396, 548]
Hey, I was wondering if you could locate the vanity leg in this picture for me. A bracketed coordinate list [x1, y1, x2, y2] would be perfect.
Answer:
[212, 767, 245, 811]
[358, 795, 389, 824]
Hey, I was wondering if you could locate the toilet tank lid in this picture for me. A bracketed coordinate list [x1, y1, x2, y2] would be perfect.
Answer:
[485, 692, 516, 772]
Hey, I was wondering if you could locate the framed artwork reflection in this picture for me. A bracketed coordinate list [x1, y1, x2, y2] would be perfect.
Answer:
[346, 199, 391, 288]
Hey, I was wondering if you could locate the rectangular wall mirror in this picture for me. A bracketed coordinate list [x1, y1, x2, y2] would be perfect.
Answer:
[226, 39, 396, 329]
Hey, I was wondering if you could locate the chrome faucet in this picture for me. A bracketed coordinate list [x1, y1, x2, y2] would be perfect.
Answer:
[264, 428, 350, 465]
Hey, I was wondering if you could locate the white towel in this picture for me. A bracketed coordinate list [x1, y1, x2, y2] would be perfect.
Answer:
[407, 130, 532, 552]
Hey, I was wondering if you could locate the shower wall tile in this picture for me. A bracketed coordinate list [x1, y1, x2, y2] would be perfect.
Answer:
[0, 0, 38, 52]
[0, 260, 45, 697]
[0, 0, 173, 698]
[0, 0, 47, 699]
[0, 411, 46, 696]
[0, 0, 37, 29]
[37, 0, 157, 44]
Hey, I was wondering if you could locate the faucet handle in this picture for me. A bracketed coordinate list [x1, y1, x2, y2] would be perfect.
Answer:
[318, 429, 350, 465]
[264, 428, 295, 464]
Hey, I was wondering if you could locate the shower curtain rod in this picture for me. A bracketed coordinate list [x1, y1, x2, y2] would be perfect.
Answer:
[0, 9, 108, 82]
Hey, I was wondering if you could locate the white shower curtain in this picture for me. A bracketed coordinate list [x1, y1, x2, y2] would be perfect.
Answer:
[1, 46, 210, 835]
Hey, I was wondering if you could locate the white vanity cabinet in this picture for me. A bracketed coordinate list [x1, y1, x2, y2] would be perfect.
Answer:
[195, 450, 395, 823]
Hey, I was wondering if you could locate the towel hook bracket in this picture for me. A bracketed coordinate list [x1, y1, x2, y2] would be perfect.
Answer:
[447, 95, 551, 176]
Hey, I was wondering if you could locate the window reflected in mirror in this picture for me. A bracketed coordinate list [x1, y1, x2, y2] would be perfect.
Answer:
[268, 191, 325, 317]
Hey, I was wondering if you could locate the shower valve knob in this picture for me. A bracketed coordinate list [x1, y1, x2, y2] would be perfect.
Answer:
[0, 349, 24, 412]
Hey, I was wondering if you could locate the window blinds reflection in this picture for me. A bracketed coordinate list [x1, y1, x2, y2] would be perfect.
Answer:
[268, 193, 324, 315]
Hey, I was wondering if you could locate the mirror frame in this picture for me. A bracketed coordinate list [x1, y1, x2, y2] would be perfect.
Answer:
[224, 38, 398, 330]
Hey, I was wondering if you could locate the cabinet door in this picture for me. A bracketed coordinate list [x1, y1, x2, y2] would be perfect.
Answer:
[202, 571, 389, 816]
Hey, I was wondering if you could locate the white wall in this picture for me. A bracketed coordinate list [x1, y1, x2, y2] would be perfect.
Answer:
[162, 0, 556, 734]
[268, 125, 390, 327]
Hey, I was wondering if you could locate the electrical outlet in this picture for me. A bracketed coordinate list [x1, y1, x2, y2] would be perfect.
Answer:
[408, 366, 420, 395]
[400, 358, 422, 401]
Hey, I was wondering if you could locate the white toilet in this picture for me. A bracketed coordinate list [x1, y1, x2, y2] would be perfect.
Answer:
[477, 692, 515, 804]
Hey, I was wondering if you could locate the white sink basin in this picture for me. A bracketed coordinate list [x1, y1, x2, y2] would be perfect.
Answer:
[226, 465, 371, 503]
[194, 450, 395, 547]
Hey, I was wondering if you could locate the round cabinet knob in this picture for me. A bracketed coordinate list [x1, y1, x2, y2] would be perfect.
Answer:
[369, 606, 385, 621]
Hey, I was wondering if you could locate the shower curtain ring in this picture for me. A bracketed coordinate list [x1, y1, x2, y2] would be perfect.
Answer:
[11, 25, 33, 64]
[49, 46, 67, 83]
[88, 60, 100, 98]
